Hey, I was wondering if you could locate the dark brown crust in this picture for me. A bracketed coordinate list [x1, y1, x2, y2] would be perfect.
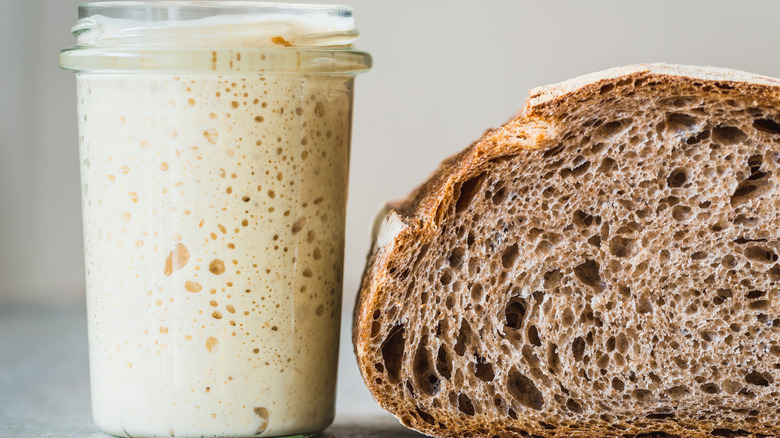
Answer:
[352, 63, 780, 438]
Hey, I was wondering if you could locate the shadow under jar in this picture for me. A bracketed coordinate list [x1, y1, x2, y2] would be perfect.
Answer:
[59, 2, 371, 437]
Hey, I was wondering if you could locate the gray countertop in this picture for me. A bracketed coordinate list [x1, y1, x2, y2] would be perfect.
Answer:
[0, 307, 425, 438]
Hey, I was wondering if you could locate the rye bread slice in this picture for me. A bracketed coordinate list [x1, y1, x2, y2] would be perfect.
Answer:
[353, 64, 780, 438]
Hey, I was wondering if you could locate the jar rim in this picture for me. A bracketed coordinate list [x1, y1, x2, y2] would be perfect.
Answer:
[76, 1, 353, 21]
[60, 1, 370, 74]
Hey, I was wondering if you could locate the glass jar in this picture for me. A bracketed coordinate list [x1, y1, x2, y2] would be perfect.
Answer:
[59, 3, 370, 437]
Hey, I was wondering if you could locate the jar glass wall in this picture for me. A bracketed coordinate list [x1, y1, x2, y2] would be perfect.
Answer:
[60, 3, 370, 437]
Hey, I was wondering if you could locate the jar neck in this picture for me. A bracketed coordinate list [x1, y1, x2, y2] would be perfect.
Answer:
[60, 2, 371, 74]
[73, 2, 358, 49]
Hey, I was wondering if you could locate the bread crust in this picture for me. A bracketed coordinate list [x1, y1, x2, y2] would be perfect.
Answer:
[353, 63, 780, 438]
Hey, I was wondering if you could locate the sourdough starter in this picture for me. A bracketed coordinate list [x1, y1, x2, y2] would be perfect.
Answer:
[70, 9, 365, 438]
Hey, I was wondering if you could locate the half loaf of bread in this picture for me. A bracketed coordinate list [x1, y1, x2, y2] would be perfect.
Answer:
[354, 64, 780, 438]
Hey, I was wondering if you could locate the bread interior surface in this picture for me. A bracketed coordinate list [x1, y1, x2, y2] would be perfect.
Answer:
[362, 77, 780, 437]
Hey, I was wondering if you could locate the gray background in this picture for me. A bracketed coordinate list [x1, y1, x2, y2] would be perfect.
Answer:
[4, 0, 780, 309]
[1, 0, 779, 422]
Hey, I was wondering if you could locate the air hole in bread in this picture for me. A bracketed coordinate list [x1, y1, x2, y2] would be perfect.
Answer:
[492, 187, 508, 205]
[597, 353, 610, 370]
[747, 153, 764, 173]
[599, 413, 615, 423]
[691, 251, 707, 260]
[381, 324, 405, 383]
[470, 283, 483, 301]
[715, 288, 734, 306]
[665, 113, 700, 134]
[612, 377, 625, 392]
[527, 325, 541, 347]
[414, 243, 430, 268]
[596, 119, 631, 139]
[634, 431, 680, 438]
[547, 343, 561, 375]
[435, 346, 452, 380]
[671, 205, 693, 222]
[605, 336, 616, 352]
[457, 393, 475, 416]
[713, 125, 748, 145]
[561, 307, 575, 327]
[474, 354, 495, 382]
[570, 160, 591, 177]
[609, 236, 634, 258]
[535, 240, 553, 255]
[732, 214, 758, 226]
[573, 210, 596, 228]
[413, 336, 440, 396]
[538, 420, 557, 430]
[448, 247, 465, 269]
[743, 246, 778, 264]
[770, 265, 780, 280]
[434, 321, 444, 337]
[415, 407, 435, 425]
[502, 244, 519, 268]
[566, 398, 583, 414]
[504, 297, 526, 330]
[700, 383, 720, 394]
[667, 168, 688, 188]
[455, 173, 486, 213]
[507, 368, 544, 411]
[434, 199, 449, 226]
[574, 259, 606, 291]
[648, 373, 662, 388]
[454, 320, 472, 356]
[599, 83, 615, 95]
[615, 333, 629, 354]
[522, 345, 540, 368]
[445, 294, 456, 310]
[542, 143, 565, 159]
[571, 337, 586, 362]
[753, 118, 780, 135]
[687, 129, 711, 145]
[666, 385, 690, 399]
[405, 380, 416, 397]
[659, 95, 702, 108]
[439, 269, 452, 286]
[543, 270, 562, 289]
[589, 142, 606, 155]
[731, 173, 773, 207]
[598, 156, 616, 173]
[710, 429, 752, 437]
[632, 389, 654, 402]
[406, 279, 417, 300]
[745, 371, 770, 386]
[738, 388, 756, 399]
[452, 280, 463, 295]
[700, 331, 716, 343]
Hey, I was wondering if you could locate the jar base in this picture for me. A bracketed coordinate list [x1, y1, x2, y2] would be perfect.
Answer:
[100, 430, 323, 438]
